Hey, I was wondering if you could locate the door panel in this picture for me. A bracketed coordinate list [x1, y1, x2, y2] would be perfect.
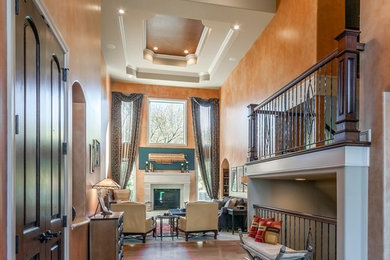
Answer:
[16, 1, 66, 259]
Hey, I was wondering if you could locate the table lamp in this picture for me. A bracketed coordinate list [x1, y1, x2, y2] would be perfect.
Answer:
[92, 178, 121, 215]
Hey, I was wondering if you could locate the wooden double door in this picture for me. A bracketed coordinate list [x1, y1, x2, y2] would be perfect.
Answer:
[15, 0, 66, 259]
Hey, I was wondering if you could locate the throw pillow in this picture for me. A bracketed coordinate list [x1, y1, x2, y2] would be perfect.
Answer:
[264, 221, 282, 245]
[248, 216, 260, 238]
[254, 219, 275, 242]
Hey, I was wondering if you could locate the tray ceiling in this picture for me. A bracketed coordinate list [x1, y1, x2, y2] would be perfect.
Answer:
[101, 0, 276, 88]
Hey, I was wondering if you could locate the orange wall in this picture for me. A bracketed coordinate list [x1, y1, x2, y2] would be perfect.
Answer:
[317, 0, 345, 60]
[220, 0, 318, 175]
[40, 0, 110, 258]
[111, 81, 220, 202]
[0, 0, 7, 257]
[220, 0, 344, 198]
[360, 0, 390, 258]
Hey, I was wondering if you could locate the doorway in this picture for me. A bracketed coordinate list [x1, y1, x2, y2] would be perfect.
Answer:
[71, 83, 86, 219]
[221, 159, 230, 197]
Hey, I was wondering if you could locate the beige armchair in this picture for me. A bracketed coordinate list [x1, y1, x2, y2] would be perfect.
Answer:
[113, 189, 130, 201]
[178, 201, 219, 241]
[111, 201, 155, 243]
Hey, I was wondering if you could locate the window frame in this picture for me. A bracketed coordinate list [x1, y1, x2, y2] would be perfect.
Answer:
[147, 98, 187, 146]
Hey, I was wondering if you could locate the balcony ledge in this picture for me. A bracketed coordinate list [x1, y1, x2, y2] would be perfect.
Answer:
[246, 143, 370, 177]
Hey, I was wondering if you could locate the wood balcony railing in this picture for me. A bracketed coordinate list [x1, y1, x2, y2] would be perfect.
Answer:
[247, 30, 364, 162]
[254, 205, 337, 260]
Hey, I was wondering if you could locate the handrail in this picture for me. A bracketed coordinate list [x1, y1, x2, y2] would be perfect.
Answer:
[253, 204, 337, 225]
[254, 50, 338, 111]
[247, 30, 362, 163]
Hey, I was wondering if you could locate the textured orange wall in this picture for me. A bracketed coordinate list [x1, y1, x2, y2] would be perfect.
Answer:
[317, 0, 345, 60]
[40, 0, 110, 258]
[360, 0, 390, 258]
[220, 0, 318, 174]
[0, 0, 7, 257]
[111, 81, 220, 202]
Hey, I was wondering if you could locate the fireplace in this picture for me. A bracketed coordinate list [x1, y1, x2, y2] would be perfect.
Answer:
[153, 188, 180, 210]
[144, 172, 190, 209]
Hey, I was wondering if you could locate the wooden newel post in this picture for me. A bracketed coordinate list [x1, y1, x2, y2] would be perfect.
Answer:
[247, 104, 258, 162]
[334, 29, 361, 143]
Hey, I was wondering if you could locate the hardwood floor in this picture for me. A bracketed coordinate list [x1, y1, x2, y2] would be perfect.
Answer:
[123, 240, 249, 260]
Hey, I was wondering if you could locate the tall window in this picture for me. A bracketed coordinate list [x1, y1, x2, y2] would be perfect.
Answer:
[121, 102, 136, 200]
[148, 99, 186, 145]
[197, 106, 211, 201]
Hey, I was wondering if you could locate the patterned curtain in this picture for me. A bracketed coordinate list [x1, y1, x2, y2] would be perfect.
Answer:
[191, 97, 220, 199]
[111, 92, 143, 188]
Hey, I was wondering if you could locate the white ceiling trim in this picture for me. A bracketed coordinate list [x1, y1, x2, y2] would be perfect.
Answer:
[118, 15, 129, 66]
[102, 0, 276, 88]
[208, 28, 236, 75]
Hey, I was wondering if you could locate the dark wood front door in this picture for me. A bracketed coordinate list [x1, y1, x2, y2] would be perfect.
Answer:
[15, 0, 66, 259]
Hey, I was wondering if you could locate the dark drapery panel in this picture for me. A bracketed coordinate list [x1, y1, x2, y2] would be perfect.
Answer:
[191, 97, 220, 199]
[111, 92, 143, 188]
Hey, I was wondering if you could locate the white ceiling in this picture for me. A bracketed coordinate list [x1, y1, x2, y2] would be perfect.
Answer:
[101, 0, 275, 88]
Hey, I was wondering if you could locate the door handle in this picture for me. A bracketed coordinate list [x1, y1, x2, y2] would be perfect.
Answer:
[39, 230, 62, 243]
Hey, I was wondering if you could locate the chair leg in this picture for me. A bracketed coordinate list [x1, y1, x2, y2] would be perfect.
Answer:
[153, 228, 156, 238]
[142, 234, 146, 243]
[214, 231, 218, 239]
[185, 233, 189, 242]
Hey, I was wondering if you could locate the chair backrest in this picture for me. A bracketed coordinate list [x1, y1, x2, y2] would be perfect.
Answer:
[185, 201, 218, 231]
[113, 189, 130, 201]
[111, 202, 147, 233]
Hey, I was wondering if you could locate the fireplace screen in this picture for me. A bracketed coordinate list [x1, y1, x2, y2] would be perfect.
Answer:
[153, 189, 180, 210]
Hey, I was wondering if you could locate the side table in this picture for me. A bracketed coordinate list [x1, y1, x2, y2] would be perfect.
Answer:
[227, 207, 247, 235]
[156, 215, 179, 240]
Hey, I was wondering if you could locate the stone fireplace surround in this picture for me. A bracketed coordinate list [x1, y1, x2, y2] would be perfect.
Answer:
[144, 172, 191, 209]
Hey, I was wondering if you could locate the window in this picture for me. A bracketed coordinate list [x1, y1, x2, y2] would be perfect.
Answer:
[148, 98, 186, 145]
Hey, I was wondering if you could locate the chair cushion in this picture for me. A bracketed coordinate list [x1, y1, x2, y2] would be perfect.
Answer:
[243, 236, 304, 259]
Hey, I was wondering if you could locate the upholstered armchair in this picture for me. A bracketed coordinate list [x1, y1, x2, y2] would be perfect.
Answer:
[178, 201, 218, 241]
[113, 189, 130, 201]
[111, 201, 155, 243]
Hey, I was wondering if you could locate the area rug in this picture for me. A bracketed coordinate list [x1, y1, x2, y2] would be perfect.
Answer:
[123, 223, 242, 244]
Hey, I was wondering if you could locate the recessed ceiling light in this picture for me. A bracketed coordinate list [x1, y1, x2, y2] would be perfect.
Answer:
[228, 57, 236, 62]
[295, 178, 306, 181]
[118, 9, 125, 14]
[153, 46, 158, 51]
[233, 24, 240, 30]
[184, 50, 189, 54]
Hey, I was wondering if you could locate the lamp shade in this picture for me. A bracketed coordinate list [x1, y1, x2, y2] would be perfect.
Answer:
[92, 178, 121, 190]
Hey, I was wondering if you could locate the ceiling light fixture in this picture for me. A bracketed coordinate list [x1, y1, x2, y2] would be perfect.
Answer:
[118, 9, 125, 14]
[153, 47, 158, 51]
[295, 178, 306, 181]
[233, 24, 240, 30]
[184, 50, 189, 54]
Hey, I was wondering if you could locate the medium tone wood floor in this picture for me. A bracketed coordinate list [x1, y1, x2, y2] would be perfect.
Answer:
[123, 240, 249, 260]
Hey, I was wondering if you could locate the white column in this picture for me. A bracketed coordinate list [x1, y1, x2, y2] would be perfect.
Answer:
[337, 166, 368, 260]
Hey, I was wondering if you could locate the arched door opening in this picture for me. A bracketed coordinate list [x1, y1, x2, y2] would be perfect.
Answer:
[221, 159, 230, 197]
